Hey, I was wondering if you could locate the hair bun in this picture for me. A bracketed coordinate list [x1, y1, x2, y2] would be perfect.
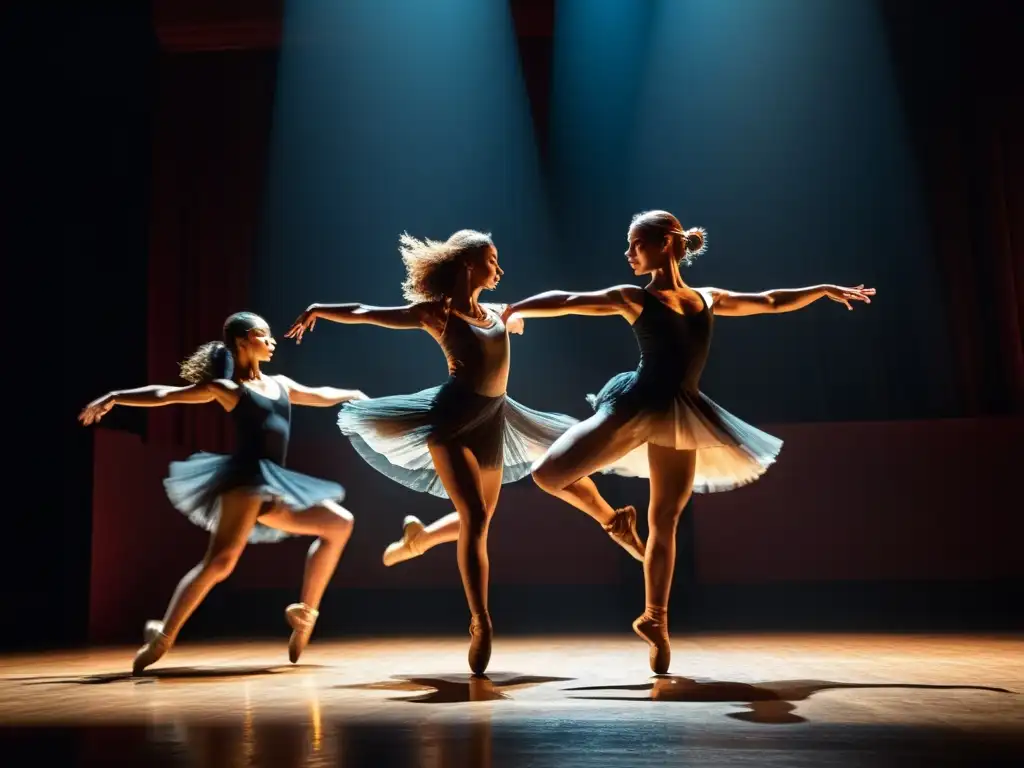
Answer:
[684, 227, 707, 257]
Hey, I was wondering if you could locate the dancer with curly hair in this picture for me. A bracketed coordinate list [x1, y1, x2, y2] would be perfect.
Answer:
[287, 230, 644, 674]
[80, 312, 366, 674]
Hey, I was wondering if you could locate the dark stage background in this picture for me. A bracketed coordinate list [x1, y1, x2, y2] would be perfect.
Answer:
[34, 0, 1023, 650]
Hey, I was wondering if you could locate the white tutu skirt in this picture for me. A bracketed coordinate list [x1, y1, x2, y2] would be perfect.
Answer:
[163, 452, 345, 543]
[337, 377, 577, 499]
[589, 371, 783, 493]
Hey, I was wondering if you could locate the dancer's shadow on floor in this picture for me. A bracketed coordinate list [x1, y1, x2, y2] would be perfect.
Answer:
[16, 664, 323, 686]
[337, 673, 574, 703]
[566, 677, 1016, 724]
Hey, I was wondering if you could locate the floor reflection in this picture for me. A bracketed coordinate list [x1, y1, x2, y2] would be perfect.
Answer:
[3, 635, 1021, 767]
[134, 719, 499, 768]
[67, 700, 498, 767]
[49, 678, 500, 768]
[5, 706, 1023, 767]
[154, 675, 516, 767]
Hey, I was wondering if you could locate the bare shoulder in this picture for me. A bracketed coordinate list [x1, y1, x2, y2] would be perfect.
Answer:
[271, 374, 296, 392]
[410, 300, 448, 334]
[605, 284, 646, 309]
[272, 374, 315, 401]
[693, 286, 725, 305]
[481, 301, 508, 315]
[209, 378, 239, 393]
[206, 378, 242, 410]
[609, 283, 645, 298]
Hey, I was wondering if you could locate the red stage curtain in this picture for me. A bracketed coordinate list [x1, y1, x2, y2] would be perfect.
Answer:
[146, 50, 278, 451]
[886, 0, 1023, 415]
[937, 5, 1023, 415]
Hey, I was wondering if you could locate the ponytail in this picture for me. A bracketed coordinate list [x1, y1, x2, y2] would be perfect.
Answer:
[179, 341, 235, 383]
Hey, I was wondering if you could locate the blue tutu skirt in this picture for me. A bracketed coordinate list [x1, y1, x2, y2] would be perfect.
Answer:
[589, 371, 783, 493]
[337, 378, 577, 498]
[163, 452, 346, 543]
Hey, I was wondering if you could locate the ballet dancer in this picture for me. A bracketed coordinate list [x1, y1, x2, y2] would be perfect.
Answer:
[286, 230, 645, 673]
[500, 210, 875, 673]
[79, 311, 366, 674]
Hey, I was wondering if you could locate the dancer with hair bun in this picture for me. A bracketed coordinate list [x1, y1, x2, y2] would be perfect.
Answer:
[501, 210, 875, 674]
[79, 311, 366, 674]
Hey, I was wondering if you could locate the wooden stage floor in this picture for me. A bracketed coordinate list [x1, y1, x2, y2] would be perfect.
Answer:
[2, 633, 1021, 766]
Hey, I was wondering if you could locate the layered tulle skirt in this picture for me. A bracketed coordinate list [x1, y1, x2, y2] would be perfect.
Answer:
[336, 377, 577, 498]
[163, 452, 346, 543]
[588, 371, 782, 493]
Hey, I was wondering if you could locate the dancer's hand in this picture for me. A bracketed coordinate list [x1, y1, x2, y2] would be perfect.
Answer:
[506, 313, 525, 335]
[286, 305, 319, 343]
[500, 304, 517, 325]
[345, 390, 369, 402]
[824, 285, 875, 310]
[79, 394, 115, 425]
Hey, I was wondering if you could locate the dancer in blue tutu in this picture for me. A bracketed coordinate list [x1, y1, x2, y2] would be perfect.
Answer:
[500, 210, 875, 674]
[79, 311, 366, 674]
[286, 230, 644, 674]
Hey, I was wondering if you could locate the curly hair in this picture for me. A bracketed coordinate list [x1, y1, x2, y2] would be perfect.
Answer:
[179, 311, 265, 383]
[399, 229, 494, 303]
[629, 210, 708, 266]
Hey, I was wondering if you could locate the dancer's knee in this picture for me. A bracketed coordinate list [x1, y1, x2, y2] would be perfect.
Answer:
[203, 547, 243, 583]
[531, 457, 568, 495]
[648, 501, 683, 532]
[458, 502, 491, 535]
[319, 501, 354, 541]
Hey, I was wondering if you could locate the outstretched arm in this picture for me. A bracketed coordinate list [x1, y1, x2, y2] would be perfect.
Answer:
[502, 285, 644, 322]
[78, 381, 230, 425]
[708, 284, 875, 317]
[275, 375, 368, 407]
[286, 302, 439, 343]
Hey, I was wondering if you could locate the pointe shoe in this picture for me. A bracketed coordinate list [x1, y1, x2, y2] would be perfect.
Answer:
[468, 615, 493, 676]
[604, 506, 645, 562]
[632, 613, 671, 675]
[132, 620, 171, 676]
[285, 603, 319, 663]
[382, 516, 426, 567]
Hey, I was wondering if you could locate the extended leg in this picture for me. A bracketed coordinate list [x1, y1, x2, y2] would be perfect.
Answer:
[133, 490, 263, 674]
